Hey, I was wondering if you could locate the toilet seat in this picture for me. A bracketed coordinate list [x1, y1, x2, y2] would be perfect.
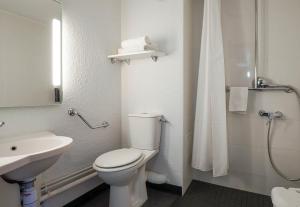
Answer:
[272, 187, 300, 207]
[94, 148, 145, 172]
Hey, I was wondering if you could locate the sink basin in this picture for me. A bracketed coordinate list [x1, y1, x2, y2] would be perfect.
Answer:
[0, 132, 73, 181]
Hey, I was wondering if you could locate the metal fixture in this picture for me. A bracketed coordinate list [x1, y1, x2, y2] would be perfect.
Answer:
[227, 77, 299, 94]
[110, 58, 131, 65]
[54, 88, 61, 103]
[40, 166, 96, 202]
[68, 108, 110, 129]
[258, 110, 283, 121]
[254, 0, 259, 88]
[259, 110, 300, 181]
[255, 77, 298, 93]
[110, 56, 159, 65]
[159, 116, 168, 123]
[0, 121, 5, 127]
[151, 56, 158, 62]
[18, 178, 38, 207]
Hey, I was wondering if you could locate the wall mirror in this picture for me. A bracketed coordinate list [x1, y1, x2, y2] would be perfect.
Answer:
[0, 0, 62, 107]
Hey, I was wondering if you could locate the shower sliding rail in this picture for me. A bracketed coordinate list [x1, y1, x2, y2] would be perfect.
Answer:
[68, 108, 110, 129]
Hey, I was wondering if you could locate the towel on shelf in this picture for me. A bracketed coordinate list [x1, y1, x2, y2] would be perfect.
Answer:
[121, 36, 152, 49]
[229, 87, 249, 112]
[117, 44, 158, 54]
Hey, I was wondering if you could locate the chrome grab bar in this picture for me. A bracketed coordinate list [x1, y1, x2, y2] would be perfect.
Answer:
[226, 86, 293, 93]
[226, 77, 298, 94]
[68, 108, 109, 129]
[0, 121, 5, 127]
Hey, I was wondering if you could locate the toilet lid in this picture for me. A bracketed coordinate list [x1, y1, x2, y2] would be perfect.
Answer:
[94, 148, 143, 168]
[272, 187, 300, 207]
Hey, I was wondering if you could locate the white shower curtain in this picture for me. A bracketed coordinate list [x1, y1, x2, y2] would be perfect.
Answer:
[192, 0, 228, 177]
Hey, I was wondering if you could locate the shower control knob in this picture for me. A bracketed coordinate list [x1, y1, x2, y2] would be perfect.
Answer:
[272, 111, 283, 119]
[258, 110, 269, 117]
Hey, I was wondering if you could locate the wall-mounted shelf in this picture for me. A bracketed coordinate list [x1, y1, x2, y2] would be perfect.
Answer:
[108, 50, 166, 64]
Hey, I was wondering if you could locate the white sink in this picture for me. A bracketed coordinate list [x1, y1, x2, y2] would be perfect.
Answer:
[0, 132, 73, 181]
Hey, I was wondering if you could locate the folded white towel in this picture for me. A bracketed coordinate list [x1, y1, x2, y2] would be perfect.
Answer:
[121, 36, 152, 49]
[117, 44, 158, 54]
[229, 87, 248, 112]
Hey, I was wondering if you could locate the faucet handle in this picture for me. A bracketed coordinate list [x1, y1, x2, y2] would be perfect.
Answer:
[0, 121, 5, 127]
[258, 110, 269, 117]
[257, 77, 268, 88]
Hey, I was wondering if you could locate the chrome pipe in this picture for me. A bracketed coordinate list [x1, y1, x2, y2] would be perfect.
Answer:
[41, 166, 94, 190]
[254, 0, 259, 88]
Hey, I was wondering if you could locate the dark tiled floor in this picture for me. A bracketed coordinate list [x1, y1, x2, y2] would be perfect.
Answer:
[66, 181, 273, 207]
[172, 181, 273, 207]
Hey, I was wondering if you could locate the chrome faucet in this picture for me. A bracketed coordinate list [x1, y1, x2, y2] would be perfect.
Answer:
[0, 121, 5, 127]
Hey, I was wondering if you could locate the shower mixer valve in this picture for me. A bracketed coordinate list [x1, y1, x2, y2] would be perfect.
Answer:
[258, 110, 284, 120]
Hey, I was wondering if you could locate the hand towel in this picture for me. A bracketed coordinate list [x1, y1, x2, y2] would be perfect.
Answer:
[121, 36, 151, 49]
[229, 87, 248, 112]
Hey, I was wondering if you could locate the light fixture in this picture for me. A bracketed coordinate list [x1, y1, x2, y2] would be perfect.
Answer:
[52, 18, 61, 87]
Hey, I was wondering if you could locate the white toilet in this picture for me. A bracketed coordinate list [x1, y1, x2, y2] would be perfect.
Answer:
[93, 113, 162, 207]
[272, 187, 300, 207]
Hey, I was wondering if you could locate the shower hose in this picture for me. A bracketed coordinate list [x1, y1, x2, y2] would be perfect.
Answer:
[266, 86, 300, 181]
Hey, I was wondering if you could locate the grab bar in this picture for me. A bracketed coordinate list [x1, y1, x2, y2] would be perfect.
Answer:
[68, 108, 109, 129]
[226, 86, 295, 93]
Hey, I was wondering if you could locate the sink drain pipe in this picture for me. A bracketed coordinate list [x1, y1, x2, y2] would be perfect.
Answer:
[19, 179, 39, 207]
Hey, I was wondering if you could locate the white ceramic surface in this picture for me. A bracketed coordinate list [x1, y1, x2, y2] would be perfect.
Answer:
[94, 149, 158, 207]
[0, 132, 73, 181]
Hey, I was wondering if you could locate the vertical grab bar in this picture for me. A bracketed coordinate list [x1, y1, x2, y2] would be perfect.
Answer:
[254, 0, 259, 88]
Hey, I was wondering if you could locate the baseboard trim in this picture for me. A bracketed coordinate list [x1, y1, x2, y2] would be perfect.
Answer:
[146, 182, 182, 195]
[64, 183, 109, 207]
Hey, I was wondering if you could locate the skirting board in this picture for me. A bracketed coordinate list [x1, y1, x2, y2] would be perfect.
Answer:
[64, 182, 182, 206]
[146, 182, 182, 195]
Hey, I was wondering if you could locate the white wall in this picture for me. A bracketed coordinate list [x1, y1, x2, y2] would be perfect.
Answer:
[121, 0, 184, 187]
[193, 0, 300, 195]
[0, 0, 121, 206]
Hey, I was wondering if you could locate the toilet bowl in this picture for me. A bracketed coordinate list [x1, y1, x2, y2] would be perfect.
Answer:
[271, 187, 300, 207]
[93, 113, 162, 207]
